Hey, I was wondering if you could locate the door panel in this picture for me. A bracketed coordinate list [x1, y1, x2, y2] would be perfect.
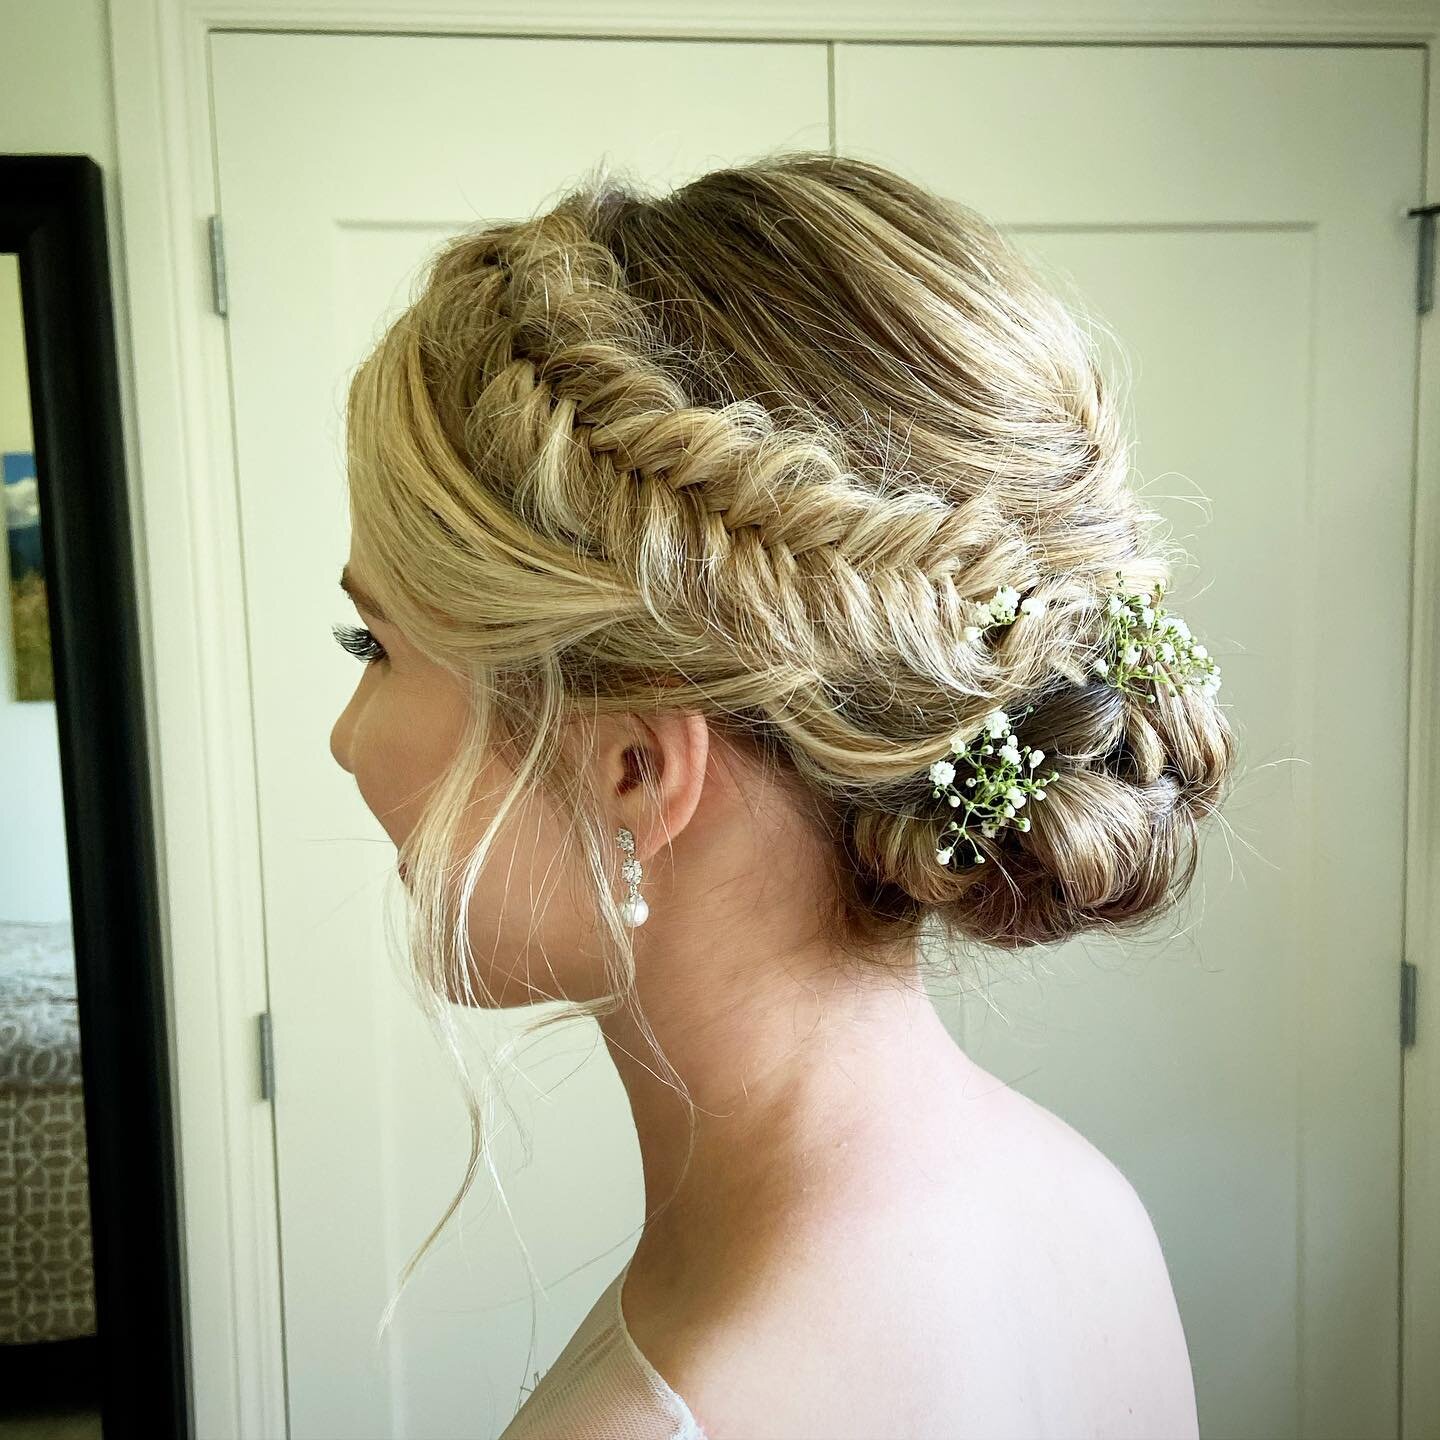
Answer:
[838, 42, 1422, 1440]
[211, 31, 829, 1439]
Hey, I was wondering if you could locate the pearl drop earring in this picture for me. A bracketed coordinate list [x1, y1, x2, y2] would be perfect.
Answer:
[615, 826, 649, 927]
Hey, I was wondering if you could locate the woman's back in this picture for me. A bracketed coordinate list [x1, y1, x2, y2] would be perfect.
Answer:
[619, 1054, 1199, 1440]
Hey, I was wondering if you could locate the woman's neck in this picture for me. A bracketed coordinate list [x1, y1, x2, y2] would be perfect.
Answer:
[598, 947, 969, 1283]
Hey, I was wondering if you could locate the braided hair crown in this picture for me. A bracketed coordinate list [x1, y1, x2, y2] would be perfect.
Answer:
[345, 152, 1237, 954]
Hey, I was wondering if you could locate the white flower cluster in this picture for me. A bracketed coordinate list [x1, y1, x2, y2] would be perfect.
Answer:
[962, 585, 1047, 645]
[930, 707, 1060, 869]
[928, 574, 1220, 869]
[1092, 571, 1222, 703]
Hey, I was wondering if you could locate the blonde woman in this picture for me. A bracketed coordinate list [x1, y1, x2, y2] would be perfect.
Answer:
[330, 152, 1231, 1440]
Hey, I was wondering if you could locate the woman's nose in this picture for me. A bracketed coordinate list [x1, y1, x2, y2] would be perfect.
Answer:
[330, 700, 355, 774]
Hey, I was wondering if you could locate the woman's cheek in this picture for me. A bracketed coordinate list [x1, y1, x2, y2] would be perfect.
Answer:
[353, 697, 420, 846]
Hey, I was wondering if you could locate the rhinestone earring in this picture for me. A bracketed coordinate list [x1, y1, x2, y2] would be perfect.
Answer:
[616, 826, 649, 927]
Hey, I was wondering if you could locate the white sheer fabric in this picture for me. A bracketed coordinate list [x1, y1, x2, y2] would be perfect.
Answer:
[499, 1259, 708, 1440]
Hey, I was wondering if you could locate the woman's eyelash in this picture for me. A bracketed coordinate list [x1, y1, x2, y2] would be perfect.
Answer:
[332, 622, 388, 665]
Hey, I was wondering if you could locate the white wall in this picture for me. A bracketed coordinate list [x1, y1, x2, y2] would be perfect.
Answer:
[0, 0, 123, 924]
[0, 255, 69, 921]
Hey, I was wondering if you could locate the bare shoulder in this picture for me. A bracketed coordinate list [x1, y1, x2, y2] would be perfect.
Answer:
[943, 1066, 1202, 1438]
[629, 1066, 1199, 1440]
[1000, 1064, 1182, 1269]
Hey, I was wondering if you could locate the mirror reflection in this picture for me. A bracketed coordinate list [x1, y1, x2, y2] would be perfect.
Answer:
[0, 249, 101, 1439]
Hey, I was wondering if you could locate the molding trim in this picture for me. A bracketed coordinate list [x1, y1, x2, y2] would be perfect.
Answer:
[1401, 20, 1440, 1440]
[183, 0, 1440, 42]
[110, 6, 289, 1439]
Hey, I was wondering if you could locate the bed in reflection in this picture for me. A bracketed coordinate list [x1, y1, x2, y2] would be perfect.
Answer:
[0, 917, 99, 1405]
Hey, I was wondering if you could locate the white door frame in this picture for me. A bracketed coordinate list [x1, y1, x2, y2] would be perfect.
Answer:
[107, 4, 1440, 1436]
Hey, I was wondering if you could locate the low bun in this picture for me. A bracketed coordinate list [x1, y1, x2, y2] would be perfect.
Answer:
[895, 670, 1237, 951]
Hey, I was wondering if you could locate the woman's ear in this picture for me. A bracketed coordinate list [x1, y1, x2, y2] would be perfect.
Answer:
[610, 709, 710, 863]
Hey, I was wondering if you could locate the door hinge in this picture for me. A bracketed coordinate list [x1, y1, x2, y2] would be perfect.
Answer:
[258, 1011, 276, 1100]
[1401, 961, 1418, 1049]
[207, 214, 228, 317]
[1408, 202, 1438, 315]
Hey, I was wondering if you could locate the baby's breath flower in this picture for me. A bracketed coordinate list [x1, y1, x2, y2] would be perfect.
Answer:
[925, 572, 1218, 872]
[1098, 570, 1222, 702]
[988, 586, 1021, 621]
[930, 703, 1060, 871]
[972, 587, 1045, 637]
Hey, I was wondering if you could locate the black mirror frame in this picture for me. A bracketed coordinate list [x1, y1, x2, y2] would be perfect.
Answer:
[0, 154, 189, 1439]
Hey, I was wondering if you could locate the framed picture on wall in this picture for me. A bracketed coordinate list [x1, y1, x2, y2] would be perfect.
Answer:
[3, 448, 52, 701]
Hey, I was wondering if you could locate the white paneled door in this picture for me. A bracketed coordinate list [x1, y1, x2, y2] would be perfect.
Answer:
[210, 32, 1421, 1440]
[209, 31, 832, 1440]
[836, 44, 1422, 1440]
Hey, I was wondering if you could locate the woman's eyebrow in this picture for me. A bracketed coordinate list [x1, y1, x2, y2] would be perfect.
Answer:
[339, 566, 390, 624]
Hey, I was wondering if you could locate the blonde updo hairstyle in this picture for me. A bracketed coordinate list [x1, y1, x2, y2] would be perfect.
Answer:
[343, 151, 1237, 1330]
